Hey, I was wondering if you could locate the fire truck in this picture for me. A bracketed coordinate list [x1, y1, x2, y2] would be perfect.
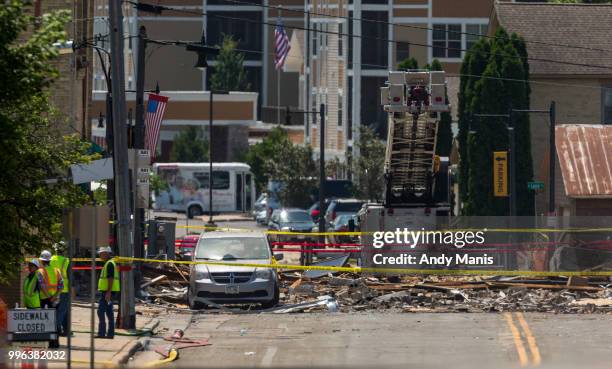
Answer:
[358, 70, 453, 268]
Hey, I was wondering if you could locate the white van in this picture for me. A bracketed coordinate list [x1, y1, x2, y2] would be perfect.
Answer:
[153, 163, 255, 218]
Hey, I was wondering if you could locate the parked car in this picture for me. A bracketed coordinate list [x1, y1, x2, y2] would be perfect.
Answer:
[308, 199, 331, 223]
[324, 199, 365, 226]
[176, 234, 199, 260]
[188, 232, 282, 309]
[328, 214, 360, 245]
[255, 208, 268, 225]
[267, 208, 316, 244]
[251, 193, 268, 219]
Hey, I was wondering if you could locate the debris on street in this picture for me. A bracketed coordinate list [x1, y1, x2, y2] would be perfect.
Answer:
[137, 261, 612, 314]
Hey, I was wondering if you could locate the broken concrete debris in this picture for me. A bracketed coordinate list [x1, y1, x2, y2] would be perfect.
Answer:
[139, 262, 612, 314]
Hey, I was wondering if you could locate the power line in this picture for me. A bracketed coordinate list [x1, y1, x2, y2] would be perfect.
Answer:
[222, 0, 612, 55]
[128, 1, 612, 71]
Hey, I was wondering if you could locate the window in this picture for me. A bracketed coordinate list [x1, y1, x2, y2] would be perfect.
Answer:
[362, 11, 388, 69]
[312, 25, 318, 56]
[466, 24, 487, 51]
[338, 97, 343, 126]
[207, 12, 262, 61]
[396, 41, 410, 64]
[193, 171, 230, 190]
[338, 24, 343, 57]
[433, 24, 461, 58]
[604, 88, 612, 124]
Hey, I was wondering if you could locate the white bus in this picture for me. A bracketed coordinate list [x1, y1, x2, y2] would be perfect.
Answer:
[152, 163, 255, 218]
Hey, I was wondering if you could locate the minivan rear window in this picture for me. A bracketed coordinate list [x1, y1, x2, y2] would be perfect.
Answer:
[334, 202, 364, 212]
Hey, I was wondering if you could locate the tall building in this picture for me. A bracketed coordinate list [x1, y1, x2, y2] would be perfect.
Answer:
[113, 0, 304, 120]
[300, 0, 494, 162]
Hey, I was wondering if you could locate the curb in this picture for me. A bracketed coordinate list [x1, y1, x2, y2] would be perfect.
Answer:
[112, 318, 159, 365]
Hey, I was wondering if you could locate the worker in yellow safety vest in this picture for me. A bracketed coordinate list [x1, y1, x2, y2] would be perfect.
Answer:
[23, 259, 41, 309]
[96, 246, 120, 339]
[38, 250, 64, 308]
[39, 250, 63, 348]
[50, 247, 70, 336]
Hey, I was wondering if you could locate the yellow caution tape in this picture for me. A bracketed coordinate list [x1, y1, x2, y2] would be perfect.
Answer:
[112, 256, 612, 277]
[178, 225, 612, 236]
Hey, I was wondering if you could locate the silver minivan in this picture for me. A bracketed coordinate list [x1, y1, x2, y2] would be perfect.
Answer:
[188, 232, 282, 309]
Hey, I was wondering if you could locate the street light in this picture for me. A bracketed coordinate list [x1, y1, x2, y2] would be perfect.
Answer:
[205, 90, 229, 228]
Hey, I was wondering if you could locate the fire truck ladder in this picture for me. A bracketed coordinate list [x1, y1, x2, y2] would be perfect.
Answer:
[385, 111, 438, 206]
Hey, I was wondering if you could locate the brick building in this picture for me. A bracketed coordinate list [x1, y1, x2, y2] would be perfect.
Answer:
[91, 91, 258, 162]
[489, 2, 612, 215]
[1, 0, 94, 310]
[295, 0, 494, 163]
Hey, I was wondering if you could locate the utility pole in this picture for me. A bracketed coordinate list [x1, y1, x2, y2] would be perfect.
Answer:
[548, 101, 556, 215]
[108, 0, 135, 329]
[134, 26, 147, 291]
[208, 90, 215, 227]
[508, 105, 516, 218]
[317, 103, 325, 266]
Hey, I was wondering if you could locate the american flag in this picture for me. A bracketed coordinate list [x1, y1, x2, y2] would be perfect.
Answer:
[274, 18, 291, 70]
[144, 93, 169, 157]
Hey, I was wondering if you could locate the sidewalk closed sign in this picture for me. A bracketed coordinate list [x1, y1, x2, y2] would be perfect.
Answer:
[8, 309, 56, 334]
[493, 151, 508, 197]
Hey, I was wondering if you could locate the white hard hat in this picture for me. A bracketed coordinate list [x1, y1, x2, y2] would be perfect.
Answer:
[97, 246, 113, 254]
[40, 250, 52, 261]
[28, 259, 40, 268]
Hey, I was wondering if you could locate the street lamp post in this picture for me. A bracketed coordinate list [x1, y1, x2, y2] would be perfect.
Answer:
[205, 89, 229, 228]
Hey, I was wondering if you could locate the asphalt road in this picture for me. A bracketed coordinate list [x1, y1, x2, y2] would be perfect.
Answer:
[137, 312, 612, 369]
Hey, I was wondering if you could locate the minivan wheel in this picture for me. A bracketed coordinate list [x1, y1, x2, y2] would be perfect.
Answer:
[188, 287, 204, 310]
[261, 284, 280, 309]
[187, 205, 203, 219]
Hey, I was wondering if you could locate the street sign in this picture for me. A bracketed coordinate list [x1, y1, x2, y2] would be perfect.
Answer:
[70, 158, 114, 184]
[493, 151, 508, 197]
[7, 309, 56, 342]
[528, 181, 545, 190]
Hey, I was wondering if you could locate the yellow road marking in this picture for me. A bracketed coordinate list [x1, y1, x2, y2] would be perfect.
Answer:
[516, 312, 542, 366]
[504, 312, 529, 367]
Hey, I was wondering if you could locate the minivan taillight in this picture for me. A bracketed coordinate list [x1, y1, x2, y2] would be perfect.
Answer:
[332, 211, 337, 220]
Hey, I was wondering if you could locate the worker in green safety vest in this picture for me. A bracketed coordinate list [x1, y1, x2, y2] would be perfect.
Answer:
[39, 249, 63, 349]
[23, 259, 41, 309]
[50, 246, 70, 337]
[97, 246, 120, 339]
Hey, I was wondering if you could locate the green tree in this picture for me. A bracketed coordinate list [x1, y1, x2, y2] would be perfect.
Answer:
[459, 28, 533, 216]
[265, 144, 318, 208]
[0, 2, 95, 281]
[168, 126, 209, 162]
[428, 59, 453, 157]
[398, 57, 419, 70]
[210, 35, 249, 91]
[458, 39, 490, 207]
[353, 126, 386, 201]
[245, 127, 290, 191]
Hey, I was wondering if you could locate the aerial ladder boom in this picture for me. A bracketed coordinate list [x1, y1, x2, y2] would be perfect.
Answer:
[380, 70, 451, 208]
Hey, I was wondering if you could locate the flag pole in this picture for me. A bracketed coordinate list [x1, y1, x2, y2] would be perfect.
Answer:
[277, 7, 282, 125]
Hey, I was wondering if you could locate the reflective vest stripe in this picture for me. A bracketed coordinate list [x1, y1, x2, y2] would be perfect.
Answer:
[39, 267, 60, 299]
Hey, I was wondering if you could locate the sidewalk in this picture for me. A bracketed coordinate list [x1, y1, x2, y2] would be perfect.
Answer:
[9, 304, 160, 368]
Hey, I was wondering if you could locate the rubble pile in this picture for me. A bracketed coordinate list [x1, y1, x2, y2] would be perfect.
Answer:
[138, 263, 612, 314]
[279, 273, 612, 314]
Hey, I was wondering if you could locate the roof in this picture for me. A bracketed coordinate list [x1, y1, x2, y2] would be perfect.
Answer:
[555, 125, 612, 198]
[153, 162, 251, 170]
[492, 2, 612, 75]
[198, 231, 266, 239]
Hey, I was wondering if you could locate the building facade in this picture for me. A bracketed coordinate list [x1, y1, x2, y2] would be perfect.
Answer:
[91, 91, 258, 162]
[489, 2, 612, 215]
[115, 0, 304, 121]
[301, 0, 494, 162]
